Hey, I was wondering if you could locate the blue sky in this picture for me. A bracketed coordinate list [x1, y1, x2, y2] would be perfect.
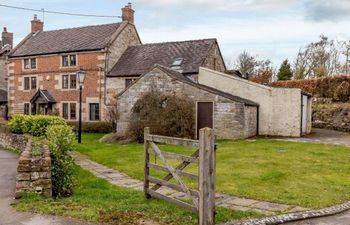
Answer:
[1, 0, 350, 68]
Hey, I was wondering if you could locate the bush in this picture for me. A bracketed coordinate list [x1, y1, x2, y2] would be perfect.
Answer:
[67, 121, 114, 133]
[9, 115, 66, 136]
[46, 125, 75, 197]
[334, 81, 350, 102]
[128, 91, 195, 142]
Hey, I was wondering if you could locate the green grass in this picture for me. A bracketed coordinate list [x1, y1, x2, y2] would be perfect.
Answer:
[77, 133, 350, 209]
[15, 165, 259, 225]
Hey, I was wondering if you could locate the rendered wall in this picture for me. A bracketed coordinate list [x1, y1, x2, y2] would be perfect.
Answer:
[198, 67, 310, 137]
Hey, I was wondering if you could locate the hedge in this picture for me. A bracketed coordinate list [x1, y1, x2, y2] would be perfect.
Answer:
[67, 121, 114, 133]
[8, 115, 66, 136]
[272, 75, 350, 102]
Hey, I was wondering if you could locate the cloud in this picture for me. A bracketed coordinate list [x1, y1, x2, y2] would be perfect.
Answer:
[136, 0, 296, 11]
[304, 0, 350, 21]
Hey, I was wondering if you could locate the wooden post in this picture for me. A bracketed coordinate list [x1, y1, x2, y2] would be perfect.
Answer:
[199, 128, 215, 225]
[144, 127, 151, 199]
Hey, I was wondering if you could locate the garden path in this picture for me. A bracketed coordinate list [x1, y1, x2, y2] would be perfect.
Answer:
[73, 152, 308, 216]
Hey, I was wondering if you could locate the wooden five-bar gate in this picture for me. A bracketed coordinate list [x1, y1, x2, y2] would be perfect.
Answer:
[144, 127, 216, 225]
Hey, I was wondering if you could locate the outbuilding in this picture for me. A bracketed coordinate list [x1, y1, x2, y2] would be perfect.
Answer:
[116, 64, 259, 139]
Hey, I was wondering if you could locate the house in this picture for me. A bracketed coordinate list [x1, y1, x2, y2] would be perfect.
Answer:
[106, 38, 226, 102]
[197, 67, 312, 137]
[116, 64, 258, 139]
[0, 27, 12, 117]
[8, 4, 141, 121]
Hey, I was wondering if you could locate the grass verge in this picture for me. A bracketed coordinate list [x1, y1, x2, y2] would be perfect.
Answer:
[76, 133, 350, 208]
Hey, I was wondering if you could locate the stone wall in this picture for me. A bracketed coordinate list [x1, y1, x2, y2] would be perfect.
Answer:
[202, 43, 226, 73]
[0, 56, 7, 91]
[15, 140, 52, 198]
[117, 67, 257, 139]
[0, 124, 27, 152]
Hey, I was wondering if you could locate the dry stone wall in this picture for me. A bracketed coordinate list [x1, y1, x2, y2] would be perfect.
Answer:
[15, 140, 52, 198]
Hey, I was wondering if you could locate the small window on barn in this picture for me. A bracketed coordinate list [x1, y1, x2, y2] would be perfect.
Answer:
[125, 78, 136, 88]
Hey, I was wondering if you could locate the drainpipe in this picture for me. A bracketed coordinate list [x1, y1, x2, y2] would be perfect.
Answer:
[256, 105, 260, 136]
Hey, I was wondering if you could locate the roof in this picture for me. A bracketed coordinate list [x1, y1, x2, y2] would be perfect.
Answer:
[108, 39, 218, 77]
[0, 89, 7, 102]
[30, 90, 56, 103]
[119, 64, 259, 107]
[10, 23, 122, 57]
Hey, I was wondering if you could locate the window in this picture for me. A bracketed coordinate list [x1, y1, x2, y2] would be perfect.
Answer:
[24, 77, 30, 90]
[24, 76, 36, 90]
[23, 58, 36, 70]
[62, 103, 69, 119]
[62, 75, 69, 89]
[70, 74, 77, 89]
[62, 74, 77, 89]
[62, 55, 77, 67]
[24, 103, 30, 115]
[31, 104, 36, 115]
[70, 103, 76, 120]
[31, 77, 37, 90]
[125, 78, 135, 88]
[89, 103, 100, 121]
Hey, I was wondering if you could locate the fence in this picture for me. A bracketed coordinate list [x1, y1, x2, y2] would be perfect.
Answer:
[144, 127, 216, 225]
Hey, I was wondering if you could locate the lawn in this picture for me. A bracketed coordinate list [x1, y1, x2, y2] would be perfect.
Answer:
[15, 165, 259, 225]
[76, 133, 350, 209]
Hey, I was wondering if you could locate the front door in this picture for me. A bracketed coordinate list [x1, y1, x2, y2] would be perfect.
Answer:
[301, 95, 308, 135]
[197, 102, 213, 138]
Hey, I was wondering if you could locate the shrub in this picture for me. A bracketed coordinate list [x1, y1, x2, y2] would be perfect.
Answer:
[128, 91, 195, 142]
[46, 125, 75, 197]
[67, 121, 114, 133]
[9, 115, 66, 136]
[333, 81, 350, 102]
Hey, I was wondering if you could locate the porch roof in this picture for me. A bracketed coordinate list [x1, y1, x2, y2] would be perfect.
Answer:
[30, 90, 56, 104]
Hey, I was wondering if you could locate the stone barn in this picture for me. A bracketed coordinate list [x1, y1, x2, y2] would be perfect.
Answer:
[117, 64, 259, 139]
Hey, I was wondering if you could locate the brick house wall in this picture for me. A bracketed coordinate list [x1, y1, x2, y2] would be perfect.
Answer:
[8, 23, 141, 122]
[117, 66, 257, 139]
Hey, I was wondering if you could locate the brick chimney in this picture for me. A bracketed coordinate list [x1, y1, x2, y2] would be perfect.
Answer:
[31, 14, 44, 33]
[121, 3, 135, 24]
[2, 27, 13, 48]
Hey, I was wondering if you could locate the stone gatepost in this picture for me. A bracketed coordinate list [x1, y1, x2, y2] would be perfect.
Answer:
[15, 140, 52, 198]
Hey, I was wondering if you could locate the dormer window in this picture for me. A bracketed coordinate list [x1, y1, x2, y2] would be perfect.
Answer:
[23, 58, 37, 70]
[171, 58, 184, 72]
[62, 55, 77, 67]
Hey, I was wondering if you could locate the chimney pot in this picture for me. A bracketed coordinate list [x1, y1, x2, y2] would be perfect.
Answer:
[31, 14, 44, 33]
[3, 27, 7, 32]
[121, 3, 135, 24]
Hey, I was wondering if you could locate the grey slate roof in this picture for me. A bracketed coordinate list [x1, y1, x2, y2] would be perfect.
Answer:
[108, 39, 217, 77]
[30, 90, 56, 103]
[10, 23, 122, 57]
[119, 64, 259, 107]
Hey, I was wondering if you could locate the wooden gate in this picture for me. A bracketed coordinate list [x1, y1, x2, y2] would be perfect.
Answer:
[144, 127, 216, 225]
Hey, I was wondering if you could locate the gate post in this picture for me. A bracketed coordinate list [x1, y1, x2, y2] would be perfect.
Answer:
[199, 128, 216, 225]
[144, 127, 151, 199]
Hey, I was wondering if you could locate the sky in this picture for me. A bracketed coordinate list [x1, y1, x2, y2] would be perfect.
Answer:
[1, 0, 350, 68]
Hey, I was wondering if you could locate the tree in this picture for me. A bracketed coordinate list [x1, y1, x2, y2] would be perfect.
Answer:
[277, 59, 293, 80]
[235, 51, 259, 77]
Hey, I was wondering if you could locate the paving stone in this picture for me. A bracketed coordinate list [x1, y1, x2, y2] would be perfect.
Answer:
[249, 208, 276, 216]
[251, 201, 291, 211]
[288, 206, 309, 213]
[225, 197, 258, 207]
[225, 205, 252, 212]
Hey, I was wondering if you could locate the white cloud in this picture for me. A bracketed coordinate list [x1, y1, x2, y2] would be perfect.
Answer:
[304, 0, 350, 21]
